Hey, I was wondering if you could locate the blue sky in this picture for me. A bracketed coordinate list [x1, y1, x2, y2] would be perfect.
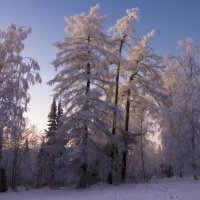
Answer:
[0, 0, 200, 131]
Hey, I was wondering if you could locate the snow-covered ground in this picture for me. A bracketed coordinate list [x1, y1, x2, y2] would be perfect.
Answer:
[1, 178, 200, 200]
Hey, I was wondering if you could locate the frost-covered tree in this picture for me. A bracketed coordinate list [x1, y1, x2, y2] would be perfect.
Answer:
[121, 30, 165, 182]
[49, 4, 114, 187]
[0, 24, 41, 191]
[161, 38, 200, 180]
[109, 7, 140, 137]
[126, 97, 159, 182]
[107, 7, 140, 184]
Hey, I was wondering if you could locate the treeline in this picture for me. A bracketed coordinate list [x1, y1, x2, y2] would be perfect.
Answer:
[0, 4, 200, 191]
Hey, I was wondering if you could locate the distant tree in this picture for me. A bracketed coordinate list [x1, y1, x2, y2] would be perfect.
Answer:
[36, 139, 47, 188]
[161, 38, 200, 180]
[20, 139, 32, 189]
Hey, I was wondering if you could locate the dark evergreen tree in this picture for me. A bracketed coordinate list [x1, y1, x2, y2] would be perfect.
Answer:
[56, 100, 63, 128]
[37, 98, 58, 188]
[53, 99, 66, 186]
[46, 98, 57, 188]
[46, 98, 57, 144]
[37, 99, 66, 188]
[55, 100, 65, 157]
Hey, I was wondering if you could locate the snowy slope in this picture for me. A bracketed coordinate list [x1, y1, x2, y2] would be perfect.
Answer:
[1, 178, 200, 200]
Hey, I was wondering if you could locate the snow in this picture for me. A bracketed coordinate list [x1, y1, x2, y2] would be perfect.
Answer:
[1, 178, 200, 200]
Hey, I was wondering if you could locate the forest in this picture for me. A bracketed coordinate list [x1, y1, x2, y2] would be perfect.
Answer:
[0, 4, 200, 193]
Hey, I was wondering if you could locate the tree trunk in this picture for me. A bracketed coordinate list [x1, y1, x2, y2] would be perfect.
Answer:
[121, 70, 136, 182]
[0, 127, 8, 192]
[111, 64, 120, 136]
[0, 128, 2, 161]
[108, 63, 120, 185]
[140, 135, 146, 181]
[121, 89, 130, 182]
[80, 37, 91, 188]
[179, 166, 183, 178]
[108, 38, 125, 185]
[191, 125, 198, 180]
[11, 147, 18, 190]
